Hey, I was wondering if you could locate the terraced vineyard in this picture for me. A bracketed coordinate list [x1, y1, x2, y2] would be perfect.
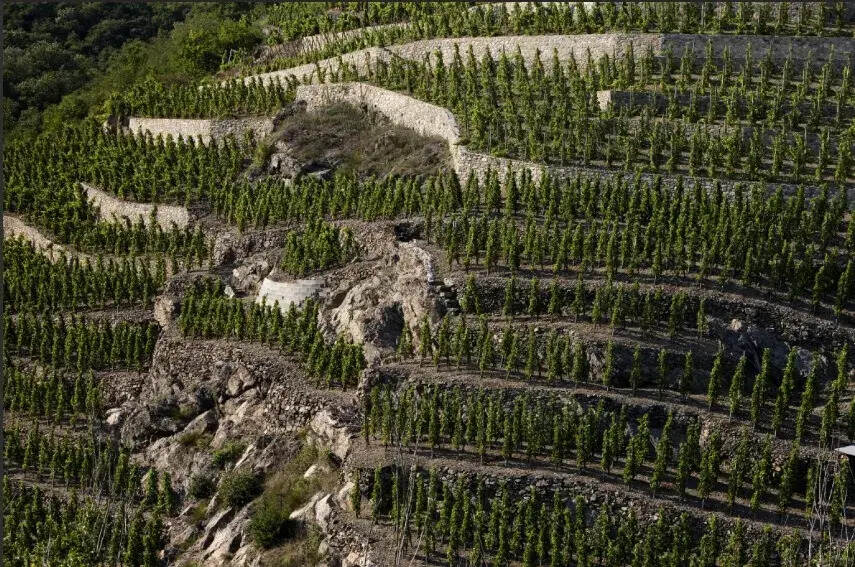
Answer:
[4, 2, 855, 566]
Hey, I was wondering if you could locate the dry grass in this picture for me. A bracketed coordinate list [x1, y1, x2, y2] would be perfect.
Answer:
[274, 102, 450, 178]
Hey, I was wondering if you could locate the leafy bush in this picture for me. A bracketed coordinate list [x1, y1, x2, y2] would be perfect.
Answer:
[218, 470, 261, 508]
[212, 441, 246, 468]
[249, 496, 297, 548]
[189, 474, 215, 500]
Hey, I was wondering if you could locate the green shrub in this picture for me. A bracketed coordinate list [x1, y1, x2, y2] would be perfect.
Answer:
[219, 470, 261, 508]
[249, 496, 297, 548]
[212, 441, 246, 468]
[189, 474, 215, 499]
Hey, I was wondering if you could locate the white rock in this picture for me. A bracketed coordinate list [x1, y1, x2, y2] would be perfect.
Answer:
[309, 410, 354, 461]
[105, 408, 124, 427]
[289, 491, 325, 523]
[335, 481, 356, 510]
[303, 462, 330, 479]
[314, 494, 336, 531]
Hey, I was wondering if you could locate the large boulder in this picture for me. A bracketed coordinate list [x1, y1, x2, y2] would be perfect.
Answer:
[327, 239, 438, 362]
[309, 410, 355, 461]
[720, 319, 816, 377]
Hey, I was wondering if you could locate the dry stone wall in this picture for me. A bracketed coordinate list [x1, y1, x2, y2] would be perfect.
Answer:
[3, 215, 83, 260]
[663, 33, 854, 65]
[82, 183, 190, 229]
[256, 277, 325, 312]
[296, 81, 852, 203]
[246, 34, 660, 86]
[126, 116, 275, 144]
[244, 30, 849, 88]
[297, 83, 460, 143]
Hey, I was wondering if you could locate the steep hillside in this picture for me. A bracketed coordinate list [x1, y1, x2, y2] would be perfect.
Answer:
[3, 2, 855, 566]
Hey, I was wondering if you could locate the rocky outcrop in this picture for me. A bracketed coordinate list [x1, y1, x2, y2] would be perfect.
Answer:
[308, 409, 356, 461]
[120, 336, 351, 483]
[718, 318, 821, 380]
[211, 228, 289, 267]
[82, 182, 190, 229]
[326, 238, 440, 362]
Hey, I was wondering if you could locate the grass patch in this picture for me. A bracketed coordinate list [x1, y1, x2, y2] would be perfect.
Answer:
[212, 441, 246, 468]
[260, 525, 324, 567]
[189, 473, 216, 499]
[250, 444, 338, 550]
[178, 430, 212, 449]
[219, 470, 262, 508]
[275, 102, 449, 179]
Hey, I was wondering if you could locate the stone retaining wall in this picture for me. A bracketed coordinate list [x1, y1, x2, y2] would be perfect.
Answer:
[257, 277, 326, 312]
[246, 34, 661, 86]
[82, 183, 190, 229]
[297, 83, 460, 143]
[3, 215, 80, 260]
[663, 33, 853, 64]
[246, 31, 847, 87]
[127, 116, 275, 144]
[296, 81, 853, 203]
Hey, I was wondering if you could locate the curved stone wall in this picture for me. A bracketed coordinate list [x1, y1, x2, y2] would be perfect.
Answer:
[257, 277, 326, 312]
[245, 31, 846, 87]
[3, 215, 80, 260]
[82, 183, 191, 229]
[297, 83, 460, 143]
[246, 34, 661, 86]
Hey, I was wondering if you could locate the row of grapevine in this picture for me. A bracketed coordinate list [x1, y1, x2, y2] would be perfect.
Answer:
[356, 46, 853, 184]
[363, 386, 849, 523]
[4, 423, 175, 512]
[4, 314, 159, 372]
[280, 219, 359, 276]
[404, 315, 851, 441]
[255, 2, 855, 75]
[177, 280, 365, 388]
[356, 463, 852, 567]
[3, 478, 167, 567]
[4, 238, 166, 312]
[6, 121, 246, 204]
[111, 77, 296, 119]
[4, 366, 101, 423]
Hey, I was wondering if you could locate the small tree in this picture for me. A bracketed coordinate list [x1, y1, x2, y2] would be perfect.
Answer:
[371, 466, 383, 522]
[707, 348, 724, 410]
[679, 350, 693, 399]
[630, 345, 642, 395]
[750, 348, 771, 428]
[603, 341, 615, 390]
[728, 354, 747, 418]
[650, 411, 673, 495]
[350, 470, 361, 517]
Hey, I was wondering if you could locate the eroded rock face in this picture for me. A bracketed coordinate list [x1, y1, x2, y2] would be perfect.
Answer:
[327, 237, 439, 362]
[309, 410, 355, 461]
[211, 229, 289, 267]
[720, 318, 817, 377]
[231, 256, 273, 293]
